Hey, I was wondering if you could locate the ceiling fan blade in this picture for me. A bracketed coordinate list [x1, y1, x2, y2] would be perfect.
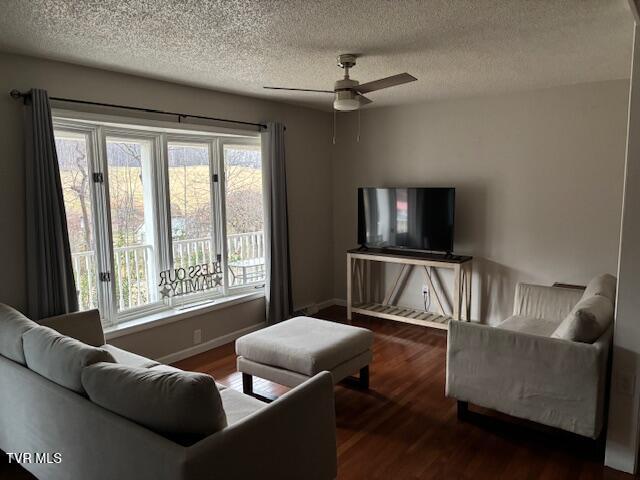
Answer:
[358, 94, 373, 106]
[263, 86, 334, 93]
[355, 73, 417, 94]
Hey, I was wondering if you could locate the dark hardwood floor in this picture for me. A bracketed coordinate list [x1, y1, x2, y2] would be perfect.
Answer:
[178, 306, 636, 480]
[2, 306, 636, 479]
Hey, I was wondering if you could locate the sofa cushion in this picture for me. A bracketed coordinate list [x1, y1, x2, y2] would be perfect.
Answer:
[497, 315, 560, 337]
[551, 295, 614, 343]
[22, 325, 115, 393]
[236, 316, 374, 376]
[0, 304, 38, 365]
[149, 363, 182, 373]
[219, 387, 266, 425]
[81, 362, 227, 438]
[102, 344, 159, 368]
[583, 274, 617, 303]
[149, 363, 227, 390]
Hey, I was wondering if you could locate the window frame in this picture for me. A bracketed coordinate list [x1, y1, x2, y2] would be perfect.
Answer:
[52, 113, 264, 328]
[101, 128, 168, 322]
[164, 134, 224, 309]
[53, 122, 110, 319]
[220, 138, 267, 293]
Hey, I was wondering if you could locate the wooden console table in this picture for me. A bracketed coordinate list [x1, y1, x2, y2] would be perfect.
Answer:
[347, 249, 473, 330]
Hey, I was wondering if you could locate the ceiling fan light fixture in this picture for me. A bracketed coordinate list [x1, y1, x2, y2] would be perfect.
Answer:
[333, 91, 360, 111]
[264, 53, 416, 113]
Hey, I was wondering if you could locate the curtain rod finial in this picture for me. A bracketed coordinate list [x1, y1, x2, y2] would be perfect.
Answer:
[9, 89, 25, 100]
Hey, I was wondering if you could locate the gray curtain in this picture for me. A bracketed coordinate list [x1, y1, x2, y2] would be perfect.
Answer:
[24, 89, 78, 319]
[261, 122, 293, 324]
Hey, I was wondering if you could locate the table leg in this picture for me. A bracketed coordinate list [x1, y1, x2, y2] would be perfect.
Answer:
[466, 262, 472, 320]
[453, 265, 461, 320]
[347, 255, 353, 323]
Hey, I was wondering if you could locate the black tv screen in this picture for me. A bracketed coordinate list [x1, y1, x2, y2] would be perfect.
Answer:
[358, 187, 455, 253]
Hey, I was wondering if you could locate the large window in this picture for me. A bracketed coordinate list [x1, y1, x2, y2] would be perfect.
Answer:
[53, 116, 264, 327]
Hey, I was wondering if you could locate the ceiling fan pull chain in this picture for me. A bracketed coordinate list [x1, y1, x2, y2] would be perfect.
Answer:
[333, 109, 337, 145]
[357, 109, 361, 143]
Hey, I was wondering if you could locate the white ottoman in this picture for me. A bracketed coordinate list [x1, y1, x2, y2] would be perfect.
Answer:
[236, 316, 374, 394]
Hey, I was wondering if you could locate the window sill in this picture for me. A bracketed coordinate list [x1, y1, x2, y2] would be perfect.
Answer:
[104, 290, 265, 340]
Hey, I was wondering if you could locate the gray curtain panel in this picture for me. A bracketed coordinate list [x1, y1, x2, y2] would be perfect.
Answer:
[261, 122, 293, 324]
[24, 89, 78, 319]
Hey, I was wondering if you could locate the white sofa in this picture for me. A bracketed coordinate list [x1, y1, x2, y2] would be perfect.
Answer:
[0, 304, 338, 480]
[446, 275, 615, 439]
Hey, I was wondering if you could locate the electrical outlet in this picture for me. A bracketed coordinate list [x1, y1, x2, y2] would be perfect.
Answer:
[422, 285, 430, 295]
[193, 329, 202, 345]
[614, 371, 635, 397]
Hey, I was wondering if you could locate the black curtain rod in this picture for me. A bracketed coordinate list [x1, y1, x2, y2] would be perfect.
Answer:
[9, 89, 268, 130]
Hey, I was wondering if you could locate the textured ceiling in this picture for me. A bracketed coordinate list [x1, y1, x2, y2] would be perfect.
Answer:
[0, 1, 634, 110]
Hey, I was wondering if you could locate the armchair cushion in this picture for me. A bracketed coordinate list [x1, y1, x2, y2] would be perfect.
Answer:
[22, 325, 115, 393]
[513, 284, 583, 322]
[498, 315, 560, 337]
[583, 273, 617, 303]
[552, 295, 614, 343]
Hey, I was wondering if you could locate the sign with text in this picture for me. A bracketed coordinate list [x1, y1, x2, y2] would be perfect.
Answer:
[158, 262, 223, 299]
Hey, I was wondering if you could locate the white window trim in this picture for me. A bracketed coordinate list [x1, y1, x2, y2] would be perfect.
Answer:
[53, 111, 265, 331]
[104, 290, 265, 340]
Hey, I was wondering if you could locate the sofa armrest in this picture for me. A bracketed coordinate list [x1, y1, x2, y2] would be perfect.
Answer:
[40, 309, 105, 347]
[513, 283, 583, 321]
[446, 320, 611, 438]
[184, 371, 337, 480]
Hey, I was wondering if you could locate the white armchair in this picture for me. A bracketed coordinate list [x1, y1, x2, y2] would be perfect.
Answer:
[446, 279, 614, 439]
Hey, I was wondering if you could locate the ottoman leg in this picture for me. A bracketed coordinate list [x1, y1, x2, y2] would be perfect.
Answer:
[359, 365, 370, 389]
[457, 400, 469, 421]
[242, 373, 253, 395]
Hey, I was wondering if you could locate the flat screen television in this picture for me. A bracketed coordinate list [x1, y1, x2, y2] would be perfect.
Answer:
[357, 187, 455, 253]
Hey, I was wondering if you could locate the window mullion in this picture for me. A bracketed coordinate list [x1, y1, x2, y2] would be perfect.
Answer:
[143, 133, 165, 306]
[158, 133, 172, 271]
[214, 139, 230, 296]
[156, 133, 172, 307]
[93, 125, 118, 326]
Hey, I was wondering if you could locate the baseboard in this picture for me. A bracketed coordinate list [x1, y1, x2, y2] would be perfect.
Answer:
[330, 298, 347, 307]
[156, 322, 265, 365]
[316, 298, 347, 309]
[294, 298, 347, 315]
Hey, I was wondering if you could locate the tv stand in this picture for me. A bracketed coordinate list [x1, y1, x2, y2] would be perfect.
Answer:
[346, 248, 473, 330]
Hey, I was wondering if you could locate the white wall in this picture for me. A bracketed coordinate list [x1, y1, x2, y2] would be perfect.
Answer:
[0, 51, 334, 358]
[332, 80, 629, 324]
[605, 22, 640, 474]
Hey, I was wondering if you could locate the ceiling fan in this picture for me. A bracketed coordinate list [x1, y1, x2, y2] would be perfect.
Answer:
[264, 54, 417, 111]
